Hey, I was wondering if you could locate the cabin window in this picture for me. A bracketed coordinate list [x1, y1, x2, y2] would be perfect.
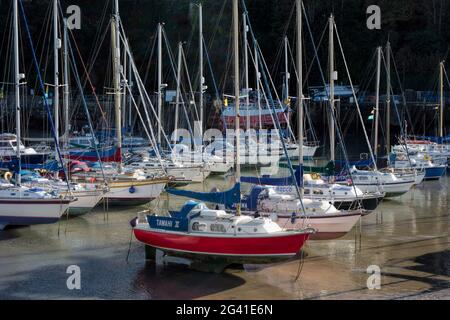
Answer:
[304, 189, 310, 195]
[210, 224, 226, 233]
[313, 189, 323, 195]
[192, 222, 207, 232]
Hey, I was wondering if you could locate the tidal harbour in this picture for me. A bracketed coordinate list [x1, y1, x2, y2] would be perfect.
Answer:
[1, 0, 450, 303]
[0, 172, 448, 300]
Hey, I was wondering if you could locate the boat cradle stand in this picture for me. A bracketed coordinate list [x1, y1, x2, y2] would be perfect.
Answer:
[144, 245, 234, 274]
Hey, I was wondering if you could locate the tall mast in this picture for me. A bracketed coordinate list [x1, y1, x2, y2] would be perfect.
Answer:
[284, 35, 290, 102]
[243, 12, 250, 131]
[328, 14, 335, 162]
[112, 0, 122, 172]
[440, 61, 445, 139]
[198, 3, 204, 142]
[374, 46, 381, 157]
[157, 23, 163, 146]
[233, 0, 241, 216]
[63, 18, 70, 149]
[128, 50, 132, 132]
[297, 0, 303, 192]
[386, 41, 391, 153]
[53, 0, 60, 146]
[255, 40, 262, 131]
[13, 0, 21, 186]
[122, 39, 127, 130]
[175, 42, 183, 143]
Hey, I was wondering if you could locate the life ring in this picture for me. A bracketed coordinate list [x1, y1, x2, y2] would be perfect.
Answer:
[3, 172, 13, 181]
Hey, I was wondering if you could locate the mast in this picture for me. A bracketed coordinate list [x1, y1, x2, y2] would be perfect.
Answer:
[255, 40, 262, 131]
[374, 46, 381, 157]
[440, 61, 444, 139]
[233, 0, 241, 216]
[198, 3, 204, 143]
[128, 50, 132, 133]
[386, 41, 391, 153]
[122, 39, 127, 130]
[112, 0, 122, 172]
[297, 0, 303, 193]
[284, 36, 290, 102]
[63, 18, 70, 150]
[157, 23, 163, 146]
[13, 0, 21, 186]
[243, 12, 250, 131]
[175, 42, 183, 143]
[53, 0, 60, 146]
[328, 14, 335, 162]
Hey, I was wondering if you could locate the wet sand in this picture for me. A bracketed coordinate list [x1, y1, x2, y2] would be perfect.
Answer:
[0, 174, 449, 300]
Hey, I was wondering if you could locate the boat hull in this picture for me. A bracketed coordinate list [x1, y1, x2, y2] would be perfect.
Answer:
[134, 227, 310, 261]
[0, 199, 71, 230]
[66, 190, 104, 216]
[350, 180, 414, 198]
[424, 166, 446, 180]
[258, 212, 362, 241]
[105, 180, 166, 206]
[281, 144, 318, 160]
[333, 195, 384, 211]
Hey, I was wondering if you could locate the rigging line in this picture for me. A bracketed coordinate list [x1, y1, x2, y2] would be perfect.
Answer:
[380, 50, 413, 165]
[19, 0, 70, 191]
[181, 45, 200, 122]
[118, 22, 173, 155]
[67, 23, 108, 124]
[332, 19, 377, 172]
[204, 37, 226, 130]
[256, 41, 296, 142]
[286, 37, 321, 143]
[203, 37, 221, 100]
[122, 70, 164, 170]
[269, 2, 296, 77]
[206, 0, 227, 50]
[137, 29, 157, 115]
[301, 4, 360, 196]
[389, 45, 415, 136]
[83, 0, 109, 72]
[67, 34, 107, 182]
[247, 42, 278, 131]
[342, 52, 377, 137]
[161, 29, 195, 139]
[123, 52, 166, 170]
[241, 11, 296, 142]
[241, 0, 306, 212]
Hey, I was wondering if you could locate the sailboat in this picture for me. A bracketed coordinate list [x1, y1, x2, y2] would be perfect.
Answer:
[391, 61, 448, 180]
[164, 1, 365, 241]
[131, 0, 314, 264]
[0, 0, 73, 230]
[314, 22, 415, 198]
[71, 1, 169, 206]
[237, 1, 363, 240]
[125, 21, 213, 182]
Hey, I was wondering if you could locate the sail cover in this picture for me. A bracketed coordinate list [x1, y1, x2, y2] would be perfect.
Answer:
[166, 183, 241, 209]
[241, 166, 303, 187]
